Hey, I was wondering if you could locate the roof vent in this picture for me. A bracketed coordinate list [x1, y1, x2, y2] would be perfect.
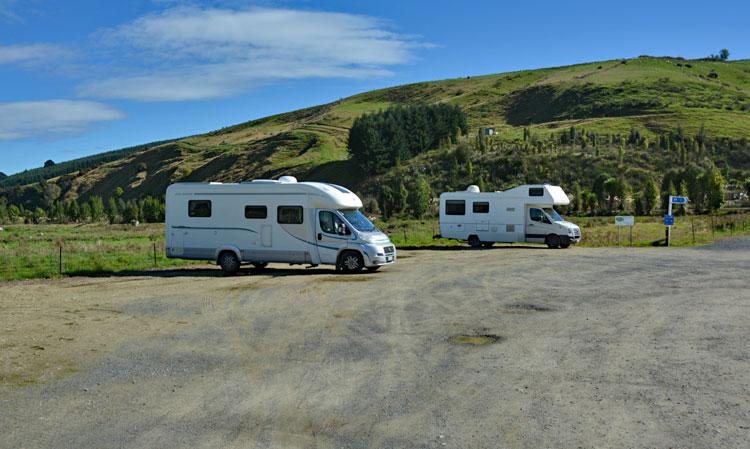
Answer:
[466, 185, 480, 193]
[278, 176, 297, 183]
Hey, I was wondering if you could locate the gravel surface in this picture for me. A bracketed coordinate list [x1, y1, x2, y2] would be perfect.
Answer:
[1, 240, 749, 448]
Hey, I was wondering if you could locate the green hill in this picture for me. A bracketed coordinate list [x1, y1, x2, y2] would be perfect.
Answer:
[2, 55, 750, 215]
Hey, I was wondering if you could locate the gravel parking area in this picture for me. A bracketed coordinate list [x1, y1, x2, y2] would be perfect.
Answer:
[1, 240, 749, 448]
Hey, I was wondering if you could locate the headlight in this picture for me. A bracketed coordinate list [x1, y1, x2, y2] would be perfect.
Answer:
[360, 233, 379, 244]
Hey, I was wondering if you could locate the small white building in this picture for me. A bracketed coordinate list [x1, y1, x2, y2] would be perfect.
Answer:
[439, 184, 581, 248]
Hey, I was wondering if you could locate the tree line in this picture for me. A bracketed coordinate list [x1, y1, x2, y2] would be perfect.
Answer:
[0, 188, 164, 225]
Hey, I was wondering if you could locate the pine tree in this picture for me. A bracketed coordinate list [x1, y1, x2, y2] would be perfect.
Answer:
[81, 203, 92, 222]
[573, 182, 582, 214]
[90, 196, 105, 222]
[643, 178, 659, 215]
[107, 197, 119, 224]
[67, 200, 81, 222]
[395, 181, 408, 213]
[704, 166, 725, 212]
[409, 178, 432, 218]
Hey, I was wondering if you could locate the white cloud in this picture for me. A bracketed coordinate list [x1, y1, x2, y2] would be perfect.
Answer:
[0, 100, 124, 141]
[0, 43, 68, 66]
[80, 7, 426, 101]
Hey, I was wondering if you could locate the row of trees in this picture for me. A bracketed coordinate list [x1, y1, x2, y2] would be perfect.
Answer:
[564, 165, 727, 216]
[0, 195, 165, 225]
[348, 103, 468, 174]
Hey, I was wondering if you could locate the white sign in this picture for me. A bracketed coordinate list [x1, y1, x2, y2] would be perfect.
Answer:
[615, 215, 635, 226]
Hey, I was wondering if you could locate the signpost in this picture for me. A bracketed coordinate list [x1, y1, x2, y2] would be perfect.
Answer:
[665, 196, 688, 246]
[615, 215, 635, 246]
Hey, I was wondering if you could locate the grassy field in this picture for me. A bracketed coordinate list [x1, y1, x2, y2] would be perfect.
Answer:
[2, 213, 749, 281]
[0, 223, 193, 281]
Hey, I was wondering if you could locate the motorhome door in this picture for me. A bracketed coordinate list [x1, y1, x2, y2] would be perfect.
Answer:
[315, 210, 350, 264]
[525, 207, 553, 243]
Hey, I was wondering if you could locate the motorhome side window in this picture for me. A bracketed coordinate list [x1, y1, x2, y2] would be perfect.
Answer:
[473, 202, 489, 213]
[445, 200, 465, 215]
[529, 187, 544, 197]
[188, 200, 211, 218]
[278, 206, 303, 224]
[244, 205, 267, 219]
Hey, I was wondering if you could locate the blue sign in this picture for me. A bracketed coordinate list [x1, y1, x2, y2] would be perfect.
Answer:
[671, 196, 689, 204]
[664, 214, 674, 226]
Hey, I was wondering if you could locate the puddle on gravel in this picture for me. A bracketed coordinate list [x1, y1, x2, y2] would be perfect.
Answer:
[503, 303, 556, 313]
[448, 334, 504, 346]
[321, 276, 373, 282]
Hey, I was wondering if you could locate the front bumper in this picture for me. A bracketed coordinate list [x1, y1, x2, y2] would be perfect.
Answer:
[362, 243, 397, 267]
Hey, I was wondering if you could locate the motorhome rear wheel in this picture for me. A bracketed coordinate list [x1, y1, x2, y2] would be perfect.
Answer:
[218, 251, 240, 275]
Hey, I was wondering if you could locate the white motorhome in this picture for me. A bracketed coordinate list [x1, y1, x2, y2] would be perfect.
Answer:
[165, 176, 396, 274]
[439, 184, 581, 248]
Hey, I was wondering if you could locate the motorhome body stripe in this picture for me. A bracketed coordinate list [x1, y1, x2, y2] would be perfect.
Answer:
[525, 233, 547, 239]
[171, 226, 258, 234]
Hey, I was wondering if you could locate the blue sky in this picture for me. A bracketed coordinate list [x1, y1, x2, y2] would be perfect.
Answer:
[1, 0, 748, 175]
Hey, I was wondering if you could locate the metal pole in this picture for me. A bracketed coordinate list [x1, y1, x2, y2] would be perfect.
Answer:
[666, 196, 673, 247]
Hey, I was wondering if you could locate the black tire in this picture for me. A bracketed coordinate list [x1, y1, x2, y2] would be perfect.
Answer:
[218, 251, 240, 275]
[338, 251, 364, 273]
[560, 236, 571, 249]
[252, 262, 268, 269]
[546, 234, 561, 249]
[482, 242, 494, 248]
[468, 235, 481, 248]
[366, 266, 381, 272]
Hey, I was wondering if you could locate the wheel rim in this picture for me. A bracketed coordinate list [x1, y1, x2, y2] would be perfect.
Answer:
[343, 255, 360, 270]
[222, 254, 237, 270]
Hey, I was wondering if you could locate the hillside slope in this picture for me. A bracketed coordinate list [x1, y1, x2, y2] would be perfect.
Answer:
[3, 56, 750, 208]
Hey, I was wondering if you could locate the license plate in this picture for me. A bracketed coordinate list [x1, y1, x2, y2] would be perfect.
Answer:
[386, 256, 393, 262]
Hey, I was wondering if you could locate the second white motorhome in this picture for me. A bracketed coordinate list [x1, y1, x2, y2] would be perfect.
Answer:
[165, 177, 396, 274]
[439, 184, 581, 248]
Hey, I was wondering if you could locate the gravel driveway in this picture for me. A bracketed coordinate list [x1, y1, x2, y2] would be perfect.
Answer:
[1, 240, 748, 448]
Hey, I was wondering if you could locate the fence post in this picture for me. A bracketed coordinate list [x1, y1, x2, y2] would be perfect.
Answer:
[691, 216, 695, 245]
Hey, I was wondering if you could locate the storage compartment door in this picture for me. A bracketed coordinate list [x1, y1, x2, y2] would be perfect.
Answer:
[261, 225, 272, 247]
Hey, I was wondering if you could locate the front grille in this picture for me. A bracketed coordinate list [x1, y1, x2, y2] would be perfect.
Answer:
[383, 246, 395, 254]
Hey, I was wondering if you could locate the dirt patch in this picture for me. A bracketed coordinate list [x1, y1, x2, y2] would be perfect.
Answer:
[448, 334, 504, 346]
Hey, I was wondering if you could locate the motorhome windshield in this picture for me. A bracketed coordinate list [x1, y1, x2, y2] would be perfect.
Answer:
[339, 209, 377, 232]
[543, 207, 564, 222]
